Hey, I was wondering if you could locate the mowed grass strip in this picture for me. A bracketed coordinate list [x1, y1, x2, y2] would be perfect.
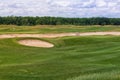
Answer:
[0, 25, 120, 34]
[0, 36, 120, 80]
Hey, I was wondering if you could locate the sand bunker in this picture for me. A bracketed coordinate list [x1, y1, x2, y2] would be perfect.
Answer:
[0, 32, 120, 39]
[18, 39, 54, 48]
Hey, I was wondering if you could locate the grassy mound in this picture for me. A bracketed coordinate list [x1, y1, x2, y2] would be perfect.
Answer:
[0, 36, 120, 80]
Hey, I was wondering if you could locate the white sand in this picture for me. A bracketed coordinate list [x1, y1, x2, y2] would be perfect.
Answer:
[18, 39, 54, 48]
[0, 32, 120, 39]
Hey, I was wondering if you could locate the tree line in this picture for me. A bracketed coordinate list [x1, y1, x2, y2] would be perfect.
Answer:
[0, 16, 120, 26]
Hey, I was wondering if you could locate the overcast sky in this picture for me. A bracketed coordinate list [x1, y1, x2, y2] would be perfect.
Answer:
[0, 0, 120, 17]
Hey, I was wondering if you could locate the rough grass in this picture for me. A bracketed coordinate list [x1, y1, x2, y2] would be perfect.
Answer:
[0, 25, 120, 34]
[0, 36, 120, 80]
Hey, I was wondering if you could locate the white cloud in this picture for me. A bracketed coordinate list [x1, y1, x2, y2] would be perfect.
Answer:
[96, 0, 107, 7]
[0, 0, 120, 17]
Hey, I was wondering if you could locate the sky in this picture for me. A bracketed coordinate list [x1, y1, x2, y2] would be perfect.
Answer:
[0, 0, 120, 17]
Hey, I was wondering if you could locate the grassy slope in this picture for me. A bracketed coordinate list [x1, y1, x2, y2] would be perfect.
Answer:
[0, 25, 120, 34]
[0, 36, 120, 80]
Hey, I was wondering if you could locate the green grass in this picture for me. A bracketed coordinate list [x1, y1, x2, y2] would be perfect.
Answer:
[0, 25, 120, 34]
[0, 36, 120, 80]
[0, 25, 120, 80]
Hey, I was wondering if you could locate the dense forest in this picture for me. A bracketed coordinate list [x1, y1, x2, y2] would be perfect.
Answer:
[0, 16, 120, 26]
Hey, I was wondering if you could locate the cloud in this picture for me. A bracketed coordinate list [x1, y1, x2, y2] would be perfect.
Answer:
[0, 0, 120, 17]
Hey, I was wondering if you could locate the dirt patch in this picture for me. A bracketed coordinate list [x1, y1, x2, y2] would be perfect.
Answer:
[18, 39, 54, 48]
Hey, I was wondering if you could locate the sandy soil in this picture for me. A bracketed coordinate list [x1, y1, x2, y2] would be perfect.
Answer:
[18, 39, 54, 48]
[0, 32, 120, 39]
[0, 32, 120, 48]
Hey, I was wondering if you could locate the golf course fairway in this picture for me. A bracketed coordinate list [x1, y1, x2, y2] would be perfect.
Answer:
[0, 31, 120, 80]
